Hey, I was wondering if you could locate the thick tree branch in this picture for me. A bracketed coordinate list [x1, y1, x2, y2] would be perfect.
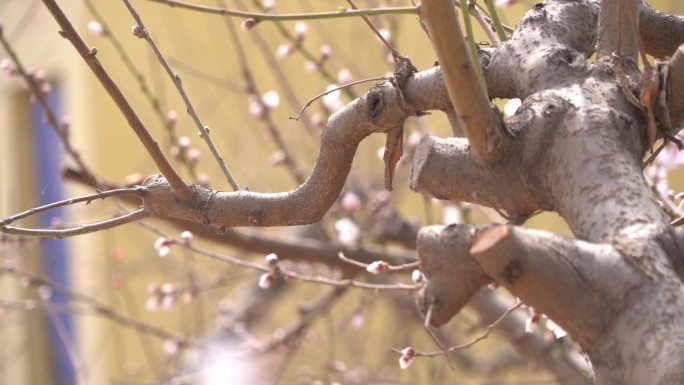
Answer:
[418, 0, 502, 162]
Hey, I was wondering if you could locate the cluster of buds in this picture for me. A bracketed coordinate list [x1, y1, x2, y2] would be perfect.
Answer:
[153, 231, 194, 257]
[145, 282, 190, 312]
[258, 253, 281, 289]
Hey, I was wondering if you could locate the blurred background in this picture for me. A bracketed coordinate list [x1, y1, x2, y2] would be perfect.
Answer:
[1, 1, 683, 384]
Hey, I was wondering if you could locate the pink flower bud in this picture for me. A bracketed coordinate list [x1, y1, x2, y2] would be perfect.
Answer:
[258, 272, 274, 289]
[399, 347, 415, 369]
[366, 261, 389, 275]
[265, 253, 279, 266]
[180, 231, 193, 242]
[87, 21, 106, 37]
[241, 18, 259, 31]
[411, 269, 425, 284]
[154, 237, 171, 257]
[341, 191, 361, 213]
[131, 25, 146, 38]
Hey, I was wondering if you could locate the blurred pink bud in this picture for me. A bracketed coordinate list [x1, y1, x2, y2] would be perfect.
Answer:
[276, 44, 293, 59]
[337, 68, 353, 84]
[145, 296, 160, 312]
[241, 18, 259, 31]
[131, 25, 146, 38]
[1, 58, 15, 75]
[366, 260, 389, 275]
[110, 246, 125, 262]
[154, 237, 171, 257]
[163, 339, 179, 356]
[87, 20, 106, 37]
[249, 98, 265, 119]
[335, 218, 360, 247]
[269, 150, 286, 165]
[167, 110, 179, 127]
[262, 0, 276, 12]
[399, 347, 415, 369]
[258, 272, 274, 289]
[41, 81, 52, 95]
[265, 253, 279, 266]
[525, 317, 538, 333]
[411, 269, 425, 284]
[110, 273, 125, 289]
[319, 45, 332, 62]
[496, 0, 518, 8]
[178, 136, 190, 148]
[304, 60, 319, 73]
[294, 22, 308, 41]
[188, 148, 201, 164]
[341, 191, 361, 213]
[38, 285, 53, 300]
[351, 312, 365, 329]
[180, 231, 193, 242]
[262, 90, 280, 109]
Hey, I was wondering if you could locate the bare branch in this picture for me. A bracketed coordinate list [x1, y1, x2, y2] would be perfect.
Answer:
[40, 0, 193, 200]
[122, 0, 241, 191]
[417, 0, 500, 162]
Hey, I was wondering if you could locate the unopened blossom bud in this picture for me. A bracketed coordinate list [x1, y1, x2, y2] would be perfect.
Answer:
[0, 59, 15, 75]
[399, 347, 415, 369]
[258, 272, 275, 289]
[265, 253, 279, 266]
[154, 237, 171, 257]
[269, 150, 286, 165]
[167, 110, 179, 127]
[276, 44, 293, 59]
[294, 22, 308, 41]
[411, 269, 425, 284]
[341, 191, 361, 213]
[262, 90, 280, 109]
[319, 45, 332, 62]
[337, 68, 353, 84]
[241, 18, 259, 31]
[87, 21, 106, 37]
[180, 231, 193, 242]
[366, 261, 389, 275]
[131, 25, 146, 38]
[188, 148, 201, 164]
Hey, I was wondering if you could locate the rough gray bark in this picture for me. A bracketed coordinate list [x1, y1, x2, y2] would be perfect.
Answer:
[137, 3, 684, 383]
[4, 0, 684, 383]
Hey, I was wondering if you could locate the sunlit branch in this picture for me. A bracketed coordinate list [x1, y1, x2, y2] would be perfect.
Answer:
[40, 0, 194, 200]
[122, 0, 241, 191]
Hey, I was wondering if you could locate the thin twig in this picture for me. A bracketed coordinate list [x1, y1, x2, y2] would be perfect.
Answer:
[1, 266, 198, 348]
[346, 0, 399, 56]
[144, 0, 417, 21]
[482, 0, 508, 43]
[40, 0, 193, 200]
[338, 252, 420, 271]
[218, 0, 306, 184]
[469, 1, 501, 48]
[1, 187, 144, 226]
[122, 0, 241, 191]
[1, 208, 148, 238]
[290, 77, 388, 121]
[394, 299, 523, 357]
